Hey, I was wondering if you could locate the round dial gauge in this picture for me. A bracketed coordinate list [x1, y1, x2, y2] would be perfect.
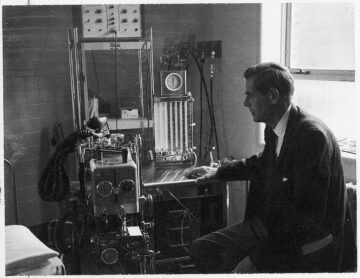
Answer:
[165, 72, 183, 91]
[101, 248, 119, 265]
[96, 181, 113, 197]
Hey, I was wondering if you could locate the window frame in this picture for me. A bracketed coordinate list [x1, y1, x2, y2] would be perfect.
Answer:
[281, 3, 355, 82]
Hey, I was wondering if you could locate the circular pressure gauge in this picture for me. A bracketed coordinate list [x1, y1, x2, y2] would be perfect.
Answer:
[165, 72, 183, 91]
[101, 248, 119, 265]
[96, 181, 113, 197]
[119, 179, 135, 194]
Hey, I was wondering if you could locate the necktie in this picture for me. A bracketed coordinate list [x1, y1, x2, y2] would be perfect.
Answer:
[265, 128, 278, 163]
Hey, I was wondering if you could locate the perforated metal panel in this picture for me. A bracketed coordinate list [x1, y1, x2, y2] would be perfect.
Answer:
[81, 4, 142, 39]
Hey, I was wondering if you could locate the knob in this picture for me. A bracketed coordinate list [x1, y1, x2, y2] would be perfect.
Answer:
[119, 179, 135, 193]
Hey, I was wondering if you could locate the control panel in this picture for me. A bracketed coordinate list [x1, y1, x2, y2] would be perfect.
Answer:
[81, 4, 142, 39]
[90, 157, 140, 216]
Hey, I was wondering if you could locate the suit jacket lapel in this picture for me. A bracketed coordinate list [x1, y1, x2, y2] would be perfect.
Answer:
[276, 104, 302, 167]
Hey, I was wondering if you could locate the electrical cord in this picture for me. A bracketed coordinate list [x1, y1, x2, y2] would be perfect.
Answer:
[208, 77, 214, 152]
[199, 61, 204, 158]
[191, 149, 198, 169]
[209, 76, 220, 161]
[180, 210, 191, 253]
[91, 50, 100, 97]
[189, 52, 218, 159]
[189, 53, 214, 134]
[4, 158, 18, 224]
[161, 189, 199, 223]
[113, 30, 119, 129]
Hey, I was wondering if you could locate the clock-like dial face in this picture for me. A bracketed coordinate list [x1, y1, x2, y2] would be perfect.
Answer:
[165, 73, 183, 91]
[101, 248, 119, 265]
[96, 181, 113, 197]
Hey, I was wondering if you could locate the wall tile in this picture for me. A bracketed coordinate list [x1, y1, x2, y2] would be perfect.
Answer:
[38, 75, 52, 89]
[27, 90, 40, 104]
[4, 77, 12, 92]
[19, 104, 41, 119]
[25, 76, 39, 90]
[17, 70, 35, 77]
[11, 77, 25, 91]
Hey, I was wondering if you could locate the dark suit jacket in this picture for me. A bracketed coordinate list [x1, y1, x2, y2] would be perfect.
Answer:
[215, 105, 346, 272]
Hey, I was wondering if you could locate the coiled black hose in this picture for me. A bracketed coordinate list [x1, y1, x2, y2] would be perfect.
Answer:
[38, 130, 90, 202]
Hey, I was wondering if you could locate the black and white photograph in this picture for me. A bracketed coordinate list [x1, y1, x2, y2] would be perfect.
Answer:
[1, 0, 358, 275]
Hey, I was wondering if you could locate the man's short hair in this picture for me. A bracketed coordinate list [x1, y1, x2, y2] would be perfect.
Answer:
[243, 62, 294, 99]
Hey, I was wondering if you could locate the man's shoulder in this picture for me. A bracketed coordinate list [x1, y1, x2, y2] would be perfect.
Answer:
[291, 105, 328, 131]
[288, 105, 336, 141]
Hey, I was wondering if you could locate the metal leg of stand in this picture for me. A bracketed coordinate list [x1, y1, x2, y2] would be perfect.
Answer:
[70, 197, 81, 274]
[78, 162, 86, 204]
[140, 250, 156, 274]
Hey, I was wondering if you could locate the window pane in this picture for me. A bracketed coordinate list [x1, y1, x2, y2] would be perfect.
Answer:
[290, 3, 354, 70]
[292, 80, 357, 142]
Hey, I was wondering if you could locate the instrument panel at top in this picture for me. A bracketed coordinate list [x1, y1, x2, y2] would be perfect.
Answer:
[81, 4, 142, 39]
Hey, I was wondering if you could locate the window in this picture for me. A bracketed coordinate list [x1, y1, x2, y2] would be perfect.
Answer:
[261, 3, 357, 153]
[284, 3, 355, 81]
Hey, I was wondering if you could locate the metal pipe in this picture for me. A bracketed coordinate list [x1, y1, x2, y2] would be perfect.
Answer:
[179, 101, 183, 149]
[174, 102, 178, 150]
[169, 101, 173, 151]
[73, 27, 82, 130]
[4, 159, 18, 224]
[184, 100, 188, 149]
[67, 30, 77, 131]
[138, 48, 144, 118]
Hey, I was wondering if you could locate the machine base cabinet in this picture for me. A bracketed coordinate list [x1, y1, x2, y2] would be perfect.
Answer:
[146, 186, 225, 273]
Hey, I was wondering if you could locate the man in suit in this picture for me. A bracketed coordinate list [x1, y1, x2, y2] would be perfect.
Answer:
[188, 62, 346, 273]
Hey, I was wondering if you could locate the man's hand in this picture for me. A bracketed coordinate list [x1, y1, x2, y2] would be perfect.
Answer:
[185, 166, 218, 184]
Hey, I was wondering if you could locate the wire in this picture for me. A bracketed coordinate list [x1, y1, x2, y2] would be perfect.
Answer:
[189, 52, 218, 159]
[113, 31, 119, 130]
[209, 76, 220, 160]
[180, 210, 191, 253]
[91, 51, 100, 97]
[4, 159, 18, 224]
[191, 149, 198, 168]
[163, 189, 199, 223]
[199, 62, 204, 158]
[208, 77, 214, 150]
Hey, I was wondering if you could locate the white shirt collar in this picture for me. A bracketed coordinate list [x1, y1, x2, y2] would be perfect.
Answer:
[274, 105, 291, 139]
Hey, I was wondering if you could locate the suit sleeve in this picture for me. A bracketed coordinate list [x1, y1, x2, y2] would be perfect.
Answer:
[215, 154, 263, 181]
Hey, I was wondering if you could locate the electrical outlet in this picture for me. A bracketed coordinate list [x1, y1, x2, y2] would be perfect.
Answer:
[196, 40, 222, 59]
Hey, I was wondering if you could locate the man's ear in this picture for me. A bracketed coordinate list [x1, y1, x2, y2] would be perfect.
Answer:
[268, 88, 280, 104]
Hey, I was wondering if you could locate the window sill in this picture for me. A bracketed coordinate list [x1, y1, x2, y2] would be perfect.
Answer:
[341, 151, 356, 184]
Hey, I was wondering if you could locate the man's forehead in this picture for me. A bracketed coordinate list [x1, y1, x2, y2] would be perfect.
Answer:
[245, 77, 256, 90]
